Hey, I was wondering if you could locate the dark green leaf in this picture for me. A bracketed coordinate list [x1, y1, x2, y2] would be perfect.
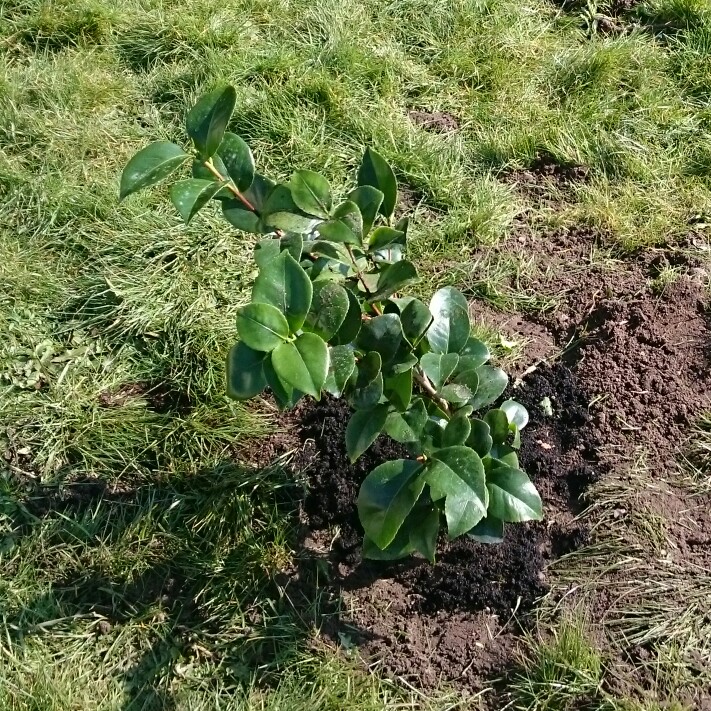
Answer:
[217, 132, 255, 192]
[484, 409, 509, 444]
[368, 226, 405, 249]
[271, 332, 328, 398]
[362, 531, 413, 560]
[332, 200, 363, 239]
[384, 368, 412, 411]
[303, 240, 350, 264]
[453, 369, 479, 399]
[350, 351, 383, 409]
[243, 173, 275, 213]
[254, 239, 280, 268]
[357, 148, 397, 219]
[356, 313, 403, 364]
[419, 353, 459, 390]
[317, 219, 361, 246]
[222, 200, 263, 234]
[370, 261, 418, 301]
[460, 337, 490, 366]
[409, 505, 440, 562]
[263, 359, 301, 410]
[304, 282, 350, 341]
[357, 459, 425, 548]
[281, 233, 303, 261]
[486, 461, 542, 522]
[426, 287, 471, 355]
[186, 84, 236, 157]
[348, 185, 384, 237]
[442, 413, 472, 447]
[264, 211, 320, 234]
[120, 141, 189, 200]
[236, 302, 289, 352]
[290, 170, 332, 218]
[390, 352, 418, 374]
[170, 179, 223, 224]
[440, 383, 473, 405]
[324, 345, 356, 397]
[384, 398, 427, 443]
[252, 251, 312, 332]
[427, 446, 488, 538]
[489, 447, 519, 468]
[331, 289, 362, 345]
[226, 342, 268, 400]
[467, 516, 504, 544]
[501, 399, 529, 430]
[467, 419, 493, 457]
[346, 404, 390, 462]
[470, 365, 508, 411]
[388, 297, 432, 344]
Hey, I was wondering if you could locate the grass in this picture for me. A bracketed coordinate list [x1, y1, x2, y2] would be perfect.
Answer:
[2, 0, 711, 708]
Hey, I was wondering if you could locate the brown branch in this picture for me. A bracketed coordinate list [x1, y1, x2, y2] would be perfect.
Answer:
[414, 368, 450, 414]
[202, 159, 256, 212]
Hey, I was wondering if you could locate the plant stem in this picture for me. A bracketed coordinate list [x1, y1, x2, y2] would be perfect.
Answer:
[414, 368, 450, 414]
[202, 159, 256, 212]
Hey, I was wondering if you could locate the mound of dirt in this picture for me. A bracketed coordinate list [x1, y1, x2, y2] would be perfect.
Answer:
[504, 153, 589, 205]
[408, 110, 459, 133]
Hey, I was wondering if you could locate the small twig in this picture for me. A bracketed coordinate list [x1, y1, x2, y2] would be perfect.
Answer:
[346, 244, 383, 315]
[202, 159, 256, 211]
[414, 368, 450, 414]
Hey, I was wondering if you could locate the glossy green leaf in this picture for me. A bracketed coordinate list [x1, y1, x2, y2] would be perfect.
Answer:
[470, 365, 508, 411]
[304, 240, 350, 264]
[357, 148, 397, 219]
[442, 413, 472, 447]
[264, 211, 320, 234]
[350, 351, 383, 409]
[357, 459, 425, 549]
[281, 233, 304, 261]
[254, 239, 280, 268]
[460, 337, 490, 366]
[222, 200, 263, 234]
[426, 446, 488, 538]
[486, 461, 542, 522]
[409, 506, 440, 562]
[453, 368, 479, 399]
[324, 345, 356, 397]
[304, 282, 350, 341]
[332, 200, 363, 240]
[370, 261, 418, 302]
[330, 289, 362, 345]
[346, 404, 390, 462]
[226, 342, 268, 400]
[440, 383, 473, 405]
[169, 179, 223, 224]
[236, 302, 289, 352]
[271, 332, 328, 399]
[490, 447, 519, 468]
[388, 297, 432, 344]
[484, 409, 509, 444]
[263, 358, 302, 410]
[317, 219, 361, 246]
[290, 170, 332, 218]
[252, 251, 312, 332]
[419, 353, 459, 390]
[186, 84, 236, 157]
[426, 287, 471, 355]
[467, 418, 493, 458]
[501, 399, 529, 430]
[356, 313, 403, 364]
[372, 243, 404, 264]
[243, 173, 275, 213]
[467, 516, 504, 544]
[120, 141, 189, 200]
[384, 398, 428, 443]
[384, 368, 412, 411]
[369, 226, 405, 249]
[362, 531, 413, 560]
[217, 132, 255, 192]
[348, 185, 384, 237]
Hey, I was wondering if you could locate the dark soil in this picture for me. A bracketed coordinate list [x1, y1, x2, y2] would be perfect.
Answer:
[261, 218, 711, 697]
[504, 153, 590, 205]
[408, 109, 459, 133]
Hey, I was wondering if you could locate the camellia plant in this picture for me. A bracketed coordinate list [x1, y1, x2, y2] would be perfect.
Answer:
[120, 84, 542, 562]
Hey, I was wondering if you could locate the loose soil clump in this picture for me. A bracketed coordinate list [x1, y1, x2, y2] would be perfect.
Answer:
[408, 109, 459, 133]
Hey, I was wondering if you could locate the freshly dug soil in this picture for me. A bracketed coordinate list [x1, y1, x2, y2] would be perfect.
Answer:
[408, 109, 459, 133]
[267, 218, 711, 696]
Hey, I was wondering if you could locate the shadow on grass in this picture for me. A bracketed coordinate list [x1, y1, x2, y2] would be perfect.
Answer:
[1, 461, 342, 710]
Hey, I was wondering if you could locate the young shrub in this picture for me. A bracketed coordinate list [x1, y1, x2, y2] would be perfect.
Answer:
[119, 84, 542, 561]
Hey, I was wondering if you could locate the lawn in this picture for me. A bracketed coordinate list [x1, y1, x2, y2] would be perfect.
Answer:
[2, 0, 711, 708]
